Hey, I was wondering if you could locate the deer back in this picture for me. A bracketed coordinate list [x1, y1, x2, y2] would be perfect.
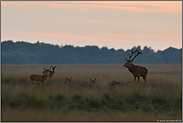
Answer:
[128, 64, 148, 76]
[32, 68, 50, 83]
[135, 65, 148, 75]
[30, 74, 46, 83]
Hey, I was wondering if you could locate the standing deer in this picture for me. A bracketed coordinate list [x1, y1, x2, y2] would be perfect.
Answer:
[30, 68, 50, 89]
[123, 49, 148, 82]
[43, 66, 56, 80]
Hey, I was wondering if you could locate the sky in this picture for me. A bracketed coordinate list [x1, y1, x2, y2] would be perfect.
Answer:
[1, 1, 182, 51]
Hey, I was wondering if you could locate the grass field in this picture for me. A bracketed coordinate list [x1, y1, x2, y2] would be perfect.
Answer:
[1, 64, 182, 122]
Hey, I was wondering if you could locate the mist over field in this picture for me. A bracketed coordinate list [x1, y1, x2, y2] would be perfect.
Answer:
[1, 40, 182, 64]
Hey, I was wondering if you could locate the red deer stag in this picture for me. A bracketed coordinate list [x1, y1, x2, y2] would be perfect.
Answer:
[123, 49, 148, 82]
[43, 66, 56, 80]
[30, 68, 50, 89]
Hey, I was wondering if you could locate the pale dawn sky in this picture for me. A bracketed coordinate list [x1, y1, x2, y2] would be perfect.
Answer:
[1, 1, 182, 51]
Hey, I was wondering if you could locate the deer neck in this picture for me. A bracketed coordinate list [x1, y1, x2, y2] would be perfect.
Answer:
[128, 63, 136, 72]
[44, 74, 48, 80]
[50, 70, 54, 75]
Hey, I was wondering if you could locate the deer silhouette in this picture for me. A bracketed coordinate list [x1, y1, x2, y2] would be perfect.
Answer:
[123, 49, 148, 82]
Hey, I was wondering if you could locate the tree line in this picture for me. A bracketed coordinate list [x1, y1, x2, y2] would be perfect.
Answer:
[1, 40, 182, 64]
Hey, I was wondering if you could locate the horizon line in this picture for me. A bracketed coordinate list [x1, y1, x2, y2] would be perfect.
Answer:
[1, 40, 182, 53]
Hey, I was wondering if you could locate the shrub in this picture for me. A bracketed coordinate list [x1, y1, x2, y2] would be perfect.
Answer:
[27, 95, 45, 109]
[72, 94, 82, 101]
[55, 93, 65, 102]
[86, 97, 101, 109]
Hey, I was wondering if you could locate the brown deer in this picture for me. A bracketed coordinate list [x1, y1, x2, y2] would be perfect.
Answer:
[43, 66, 56, 80]
[30, 68, 50, 89]
[123, 49, 148, 82]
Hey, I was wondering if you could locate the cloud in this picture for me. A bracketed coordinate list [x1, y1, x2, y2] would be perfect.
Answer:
[104, 33, 182, 41]
[2, 1, 181, 13]
[10, 31, 181, 44]
[87, 20, 104, 23]
[10, 32, 108, 42]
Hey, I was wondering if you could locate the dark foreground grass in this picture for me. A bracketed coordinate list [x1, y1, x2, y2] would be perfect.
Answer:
[1, 64, 182, 121]
[2, 85, 181, 113]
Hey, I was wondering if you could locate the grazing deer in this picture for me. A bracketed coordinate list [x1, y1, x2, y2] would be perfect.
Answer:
[43, 66, 56, 80]
[30, 68, 50, 89]
[123, 49, 148, 82]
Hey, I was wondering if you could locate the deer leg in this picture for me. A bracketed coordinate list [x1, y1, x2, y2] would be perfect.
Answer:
[134, 76, 136, 82]
[138, 77, 139, 82]
[41, 83, 44, 89]
[142, 75, 147, 82]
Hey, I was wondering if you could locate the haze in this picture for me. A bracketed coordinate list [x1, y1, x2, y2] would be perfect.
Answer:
[1, 1, 182, 51]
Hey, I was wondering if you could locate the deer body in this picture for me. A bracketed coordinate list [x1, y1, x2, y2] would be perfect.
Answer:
[125, 62, 148, 82]
[123, 49, 148, 82]
[30, 74, 47, 84]
[30, 68, 50, 89]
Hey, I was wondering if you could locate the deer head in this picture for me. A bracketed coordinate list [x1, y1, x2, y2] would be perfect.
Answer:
[62, 77, 72, 86]
[62, 80, 67, 86]
[66, 77, 72, 83]
[123, 49, 142, 68]
[90, 78, 99, 89]
[90, 78, 96, 85]
[51, 66, 56, 74]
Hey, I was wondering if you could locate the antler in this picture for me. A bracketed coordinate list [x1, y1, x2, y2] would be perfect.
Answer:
[131, 49, 142, 62]
[126, 49, 142, 62]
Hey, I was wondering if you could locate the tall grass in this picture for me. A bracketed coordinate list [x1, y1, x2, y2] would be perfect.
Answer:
[1, 64, 182, 121]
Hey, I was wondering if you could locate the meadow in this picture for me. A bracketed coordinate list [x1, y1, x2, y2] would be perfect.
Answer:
[1, 64, 182, 122]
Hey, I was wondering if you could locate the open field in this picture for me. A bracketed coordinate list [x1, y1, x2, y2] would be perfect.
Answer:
[1, 64, 182, 122]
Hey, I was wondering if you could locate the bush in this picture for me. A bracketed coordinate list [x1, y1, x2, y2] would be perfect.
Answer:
[86, 97, 101, 109]
[27, 95, 45, 109]
[55, 93, 65, 101]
